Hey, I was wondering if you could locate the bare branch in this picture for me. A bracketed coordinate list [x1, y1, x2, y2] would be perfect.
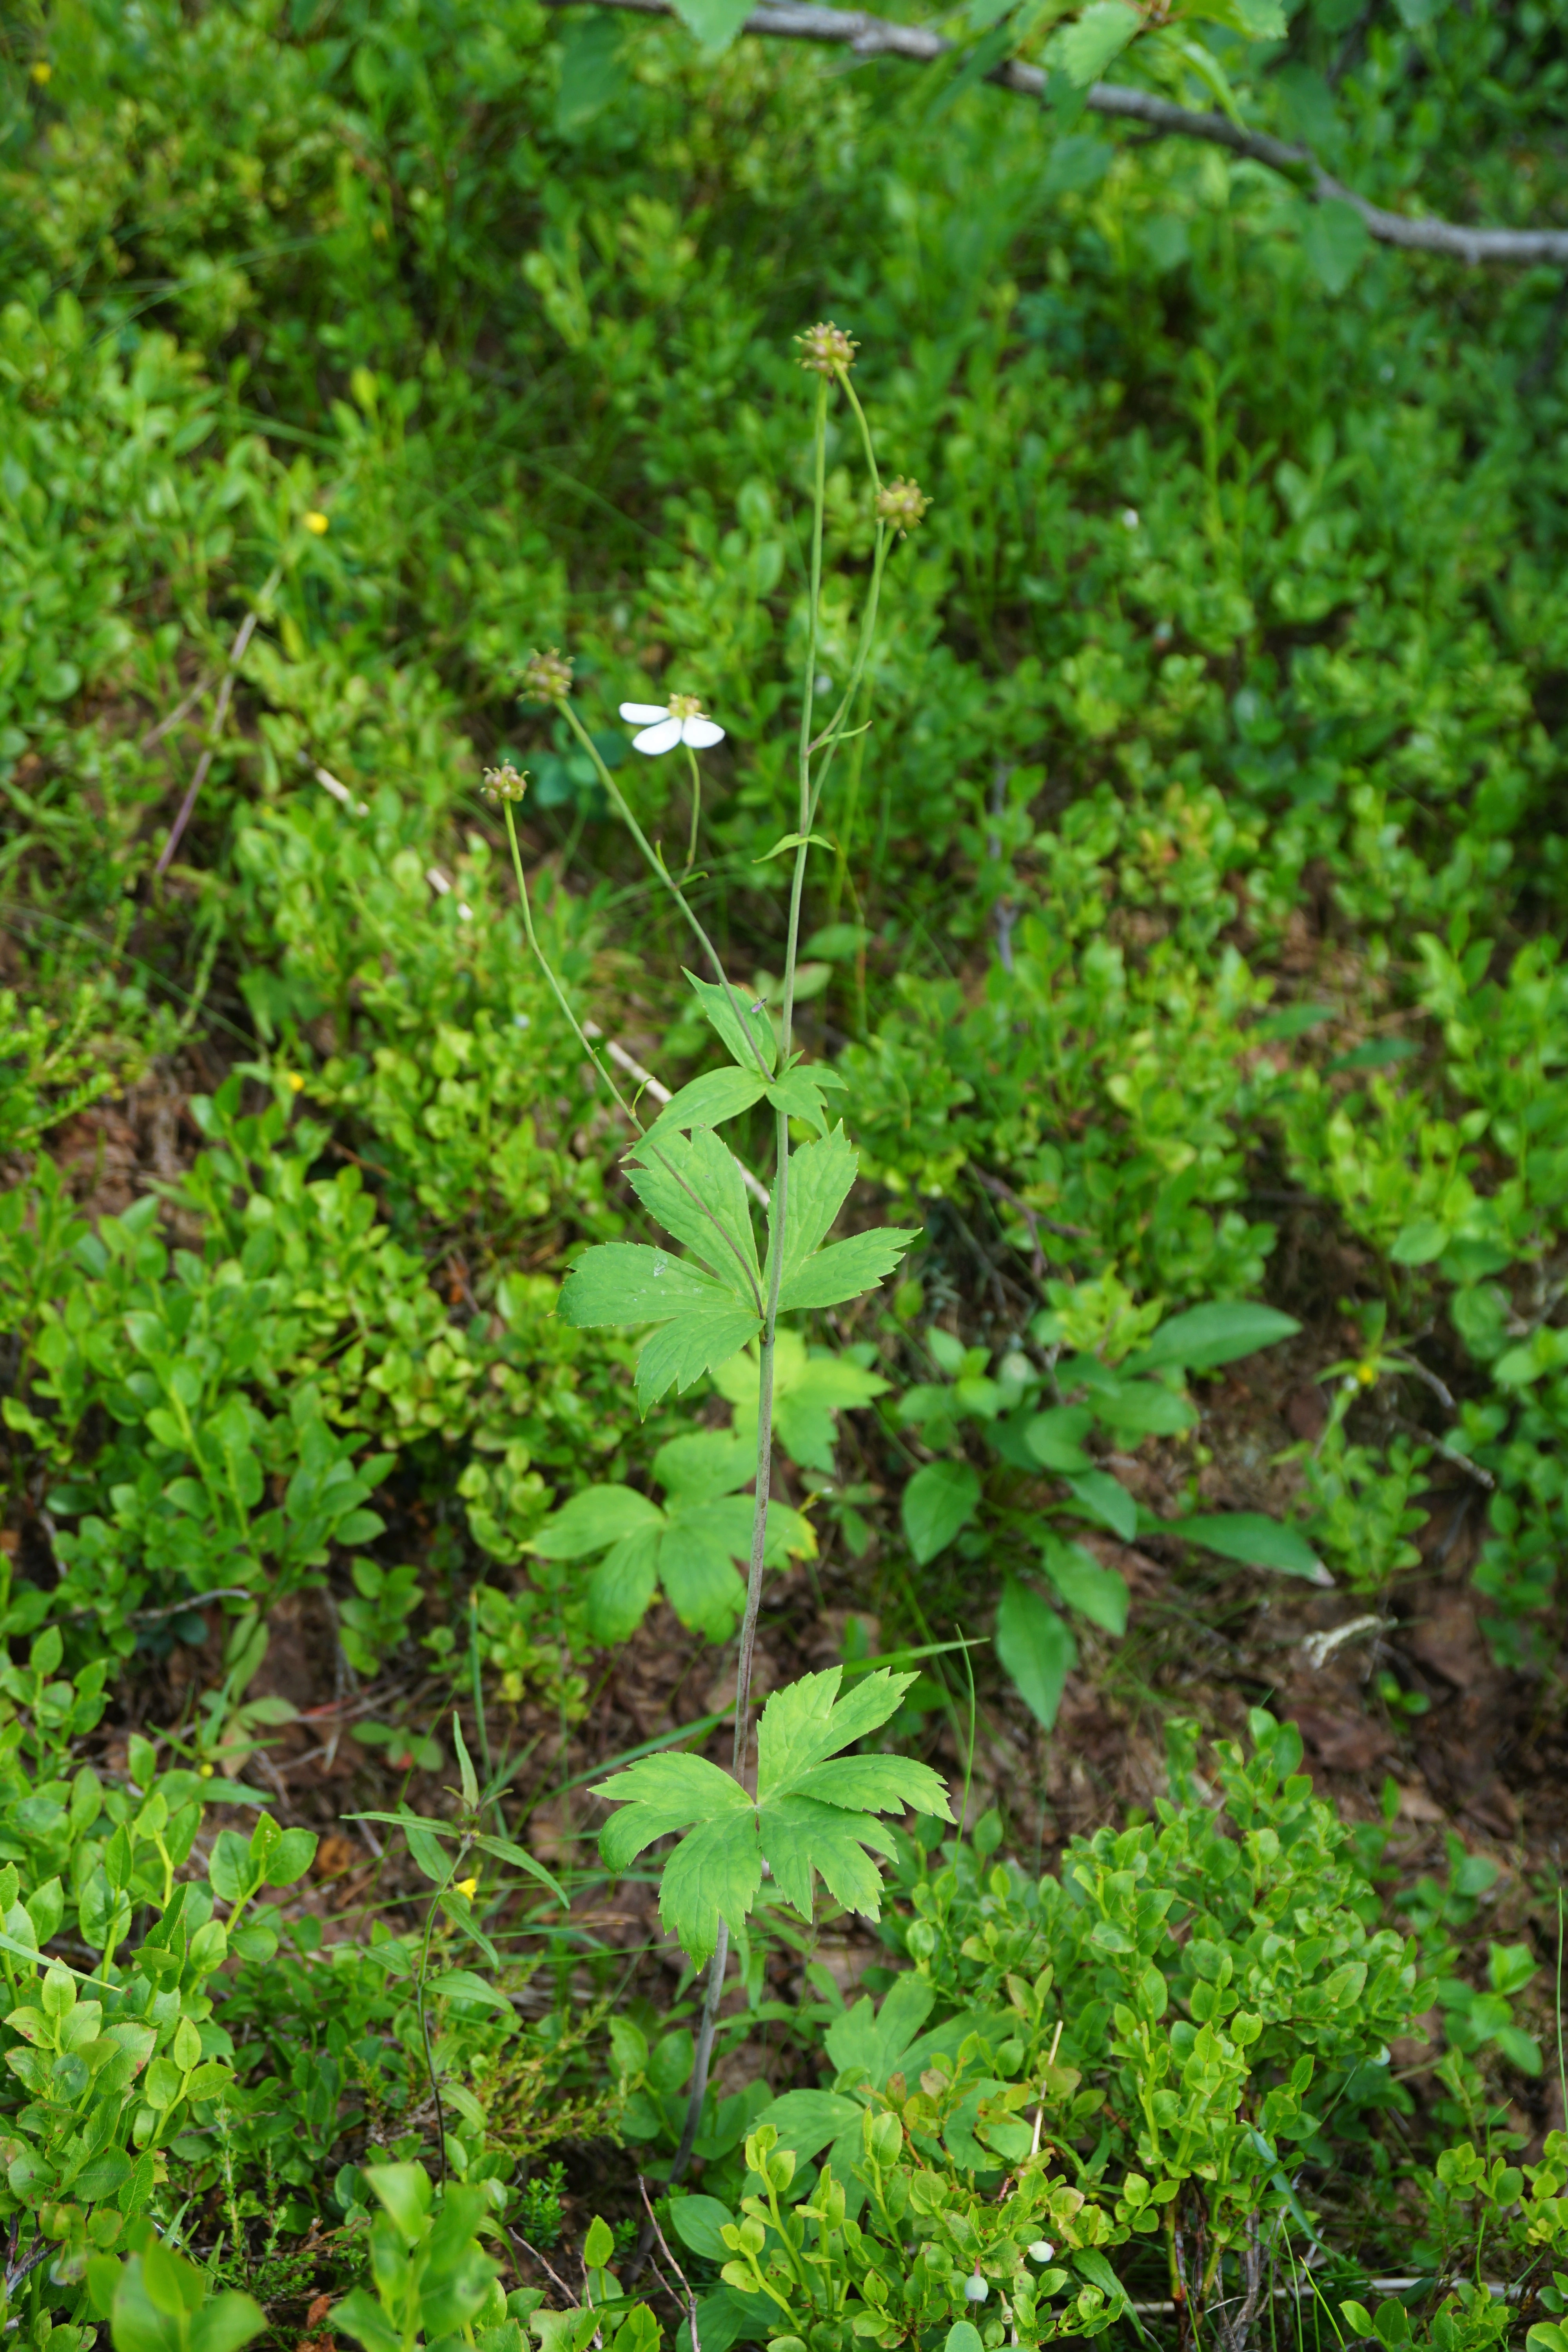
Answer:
[548, 0, 1568, 268]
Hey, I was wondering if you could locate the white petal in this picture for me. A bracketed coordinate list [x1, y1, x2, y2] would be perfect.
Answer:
[632, 717, 683, 755]
[681, 717, 726, 749]
[619, 702, 670, 724]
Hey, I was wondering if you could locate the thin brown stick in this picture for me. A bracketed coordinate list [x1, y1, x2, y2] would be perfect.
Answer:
[544, 0, 1568, 267]
[639, 2177, 703, 2352]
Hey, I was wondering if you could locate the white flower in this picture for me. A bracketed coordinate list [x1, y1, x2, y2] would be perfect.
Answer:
[1028, 2242, 1055, 2265]
[619, 693, 726, 755]
[1121, 506, 1140, 530]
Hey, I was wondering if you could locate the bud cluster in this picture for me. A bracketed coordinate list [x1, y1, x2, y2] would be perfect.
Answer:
[875, 476, 931, 535]
[519, 647, 573, 702]
[795, 321, 858, 376]
[482, 762, 528, 805]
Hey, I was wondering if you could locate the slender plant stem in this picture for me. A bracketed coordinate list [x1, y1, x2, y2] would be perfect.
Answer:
[555, 702, 772, 1083]
[501, 802, 764, 1313]
[684, 743, 702, 873]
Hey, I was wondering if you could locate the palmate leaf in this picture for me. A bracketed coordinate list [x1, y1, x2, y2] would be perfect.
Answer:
[766, 1126, 917, 1312]
[558, 1245, 760, 1409]
[624, 1127, 762, 1307]
[591, 1667, 952, 1962]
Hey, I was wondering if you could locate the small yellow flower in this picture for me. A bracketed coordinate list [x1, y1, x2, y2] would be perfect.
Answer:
[1356, 1361, 1378, 1387]
[454, 1876, 479, 1899]
[198, 1763, 214, 1779]
[796, 321, 858, 376]
[284, 1071, 305, 1093]
[31, 61, 52, 84]
[304, 509, 329, 535]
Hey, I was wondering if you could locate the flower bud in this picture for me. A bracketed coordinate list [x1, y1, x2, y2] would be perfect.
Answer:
[519, 647, 573, 702]
[964, 2275, 989, 2303]
[1029, 2241, 1055, 2264]
[875, 476, 931, 536]
[482, 762, 528, 805]
[795, 320, 858, 376]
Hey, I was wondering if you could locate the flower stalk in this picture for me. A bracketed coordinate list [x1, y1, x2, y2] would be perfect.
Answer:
[498, 328, 912, 2200]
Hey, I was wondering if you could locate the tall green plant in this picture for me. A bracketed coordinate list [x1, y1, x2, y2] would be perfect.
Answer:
[490, 327, 950, 2179]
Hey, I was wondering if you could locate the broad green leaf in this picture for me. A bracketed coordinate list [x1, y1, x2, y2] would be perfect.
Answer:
[1041, 1534, 1129, 1634]
[264, 1826, 318, 1887]
[1390, 1218, 1450, 1265]
[667, 0, 755, 52]
[1131, 1302, 1300, 1372]
[1092, 1379, 1198, 1438]
[902, 1459, 980, 1564]
[684, 968, 775, 1075]
[947, 2327, 985, 2352]
[748, 2088, 862, 2160]
[1024, 1405, 1094, 1472]
[764, 1066, 845, 1137]
[764, 1791, 895, 1919]
[428, 1967, 513, 2011]
[625, 1126, 763, 1307]
[1176, 1512, 1326, 1577]
[559, 1243, 738, 1328]
[532, 1485, 664, 1560]
[755, 1664, 907, 1790]
[1062, 1468, 1137, 1541]
[363, 2160, 434, 2243]
[592, 1751, 750, 1871]
[635, 1301, 762, 1407]
[1060, 0, 1140, 83]
[1302, 198, 1370, 294]
[777, 1226, 916, 1313]
[670, 2196, 737, 2261]
[654, 1428, 751, 1504]
[586, 1526, 663, 1644]
[996, 1576, 1076, 1728]
[715, 1331, 888, 1471]
[773, 1126, 858, 1284]
[643, 1065, 768, 1140]
[659, 1808, 764, 1963]
[595, 1667, 949, 1960]
[658, 1514, 746, 1636]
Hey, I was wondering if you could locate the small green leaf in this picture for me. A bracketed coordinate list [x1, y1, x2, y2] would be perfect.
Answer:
[1062, 1468, 1137, 1542]
[636, 1302, 764, 1408]
[1059, 0, 1140, 83]
[532, 1485, 665, 1561]
[1131, 1302, 1300, 1372]
[753, 831, 835, 861]
[1041, 1535, 1129, 1634]
[683, 967, 775, 1074]
[453, 1715, 479, 1808]
[1390, 1218, 1450, 1265]
[428, 1968, 512, 2011]
[1176, 1512, 1326, 1579]
[1024, 1405, 1094, 1472]
[584, 2216, 616, 2268]
[586, 1526, 664, 1644]
[996, 1577, 1076, 1729]
[643, 1065, 768, 1140]
[625, 1125, 763, 1305]
[777, 1225, 916, 1313]
[1301, 197, 1370, 294]
[902, 1460, 981, 1564]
